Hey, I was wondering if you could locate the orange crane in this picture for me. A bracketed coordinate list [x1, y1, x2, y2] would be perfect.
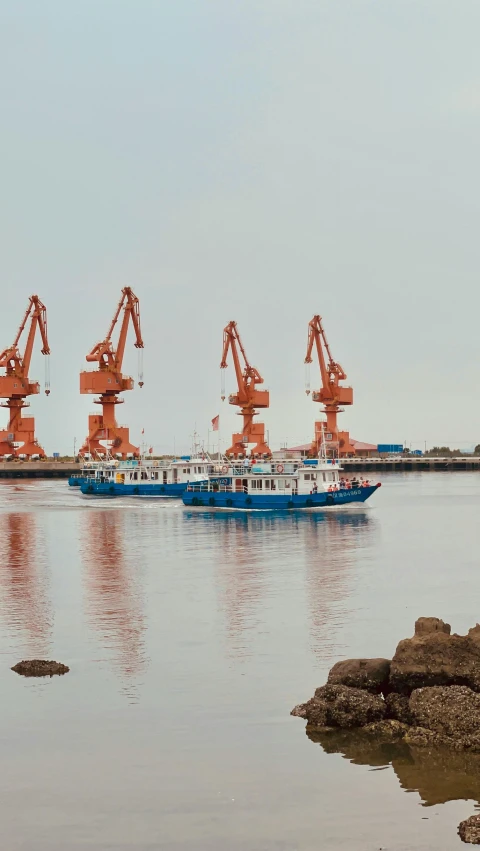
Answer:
[220, 320, 270, 457]
[0, 295, 50, 458]
[79, 287, 144, 459]
[304, 314, 355, 457]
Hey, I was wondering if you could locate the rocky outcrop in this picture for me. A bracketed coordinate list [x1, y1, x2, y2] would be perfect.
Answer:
[327, 658, 391, 695]
[12, 660, 70, 677]
[390, 618, 480, 695]
[459, 814, 480, 844]
[291, 684, 386, 730]
[409, 686, 480, 751]
[292, 618, 480, 751]
[385, 693, 413, 725]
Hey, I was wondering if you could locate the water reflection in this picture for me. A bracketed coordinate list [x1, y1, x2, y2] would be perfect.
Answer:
[0, 511, 52, 656]
[309, 727, 480, 806]
[210, 513, 267, 660]
[303, 511, 374, 658]
[79, 508, 147, 693]
[183, 509, 374, 662]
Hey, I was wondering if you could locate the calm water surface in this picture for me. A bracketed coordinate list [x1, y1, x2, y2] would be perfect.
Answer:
[0, 472, 479, 850]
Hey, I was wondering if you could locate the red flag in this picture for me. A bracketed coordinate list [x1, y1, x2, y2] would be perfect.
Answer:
[141, 428, 145, 435]
[148, 446, 153, 454]
[211, 415, 219, 432]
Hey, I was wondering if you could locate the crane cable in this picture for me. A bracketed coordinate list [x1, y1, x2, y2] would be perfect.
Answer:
[305, 362, 310, 396]
[138, 349, 144, 388]
[44, 354, 51, 396]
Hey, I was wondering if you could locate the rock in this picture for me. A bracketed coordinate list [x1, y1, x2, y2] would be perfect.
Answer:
[362, 719, 409, 739]
[404, 726, 463, 750]
[297, 684, 386, 730]
[291, 702, 310, 719]
[11, 660, 69, 677]
[409, 686, 480, 751]
[415, 617, 451, 636]
[291, 698, 329, 727]
[390, 618, 480, 695]
[459, 814, 480, 844]
[385, 693, 413, 725]
[327, 658, 391, 695]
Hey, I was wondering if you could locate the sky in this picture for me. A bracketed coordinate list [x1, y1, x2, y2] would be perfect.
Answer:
[1, 0, 480, 454]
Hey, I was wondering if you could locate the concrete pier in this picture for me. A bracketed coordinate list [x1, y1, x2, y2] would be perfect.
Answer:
[339, 456, 480, 473]
[0, 457, 478, 479]
[0, 461, 77, 478]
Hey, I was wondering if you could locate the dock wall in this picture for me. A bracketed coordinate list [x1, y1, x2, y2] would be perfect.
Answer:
[0, 462, 77, 478]
[0, 458, 478, 478]
[340, 457, 480, 473]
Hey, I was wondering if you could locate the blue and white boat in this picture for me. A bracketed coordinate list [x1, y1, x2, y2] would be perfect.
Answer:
[69, 458, 122, 487]
[79, 455, 214, 498]
[182, 455, 380, 510]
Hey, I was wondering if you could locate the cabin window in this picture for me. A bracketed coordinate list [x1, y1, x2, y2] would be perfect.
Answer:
[265, 480, 270, 489]
[251, 479, 262, 489]
[305, 473, 311, 480]
[133, 472, 138, 481]
[163, 471, 167, 483]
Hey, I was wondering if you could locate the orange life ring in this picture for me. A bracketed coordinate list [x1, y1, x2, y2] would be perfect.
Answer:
[276, 464, 284, 473]
[221, 465, 229, 474]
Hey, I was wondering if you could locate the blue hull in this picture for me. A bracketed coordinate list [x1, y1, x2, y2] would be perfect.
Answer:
[182, 485, 379, 510]
[80, 481, 188, 498]
[69, 476, 85, 487]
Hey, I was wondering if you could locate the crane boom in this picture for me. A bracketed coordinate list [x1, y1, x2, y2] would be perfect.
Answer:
[79, 287, 144, 460]
[86, 287, 143, 369]
[305, 313, 354, 458]
[220, 320, 270, 458]
[0, 295, 50, 458]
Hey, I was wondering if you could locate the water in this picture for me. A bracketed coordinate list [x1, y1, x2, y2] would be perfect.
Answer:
[0, 472, 479, 850]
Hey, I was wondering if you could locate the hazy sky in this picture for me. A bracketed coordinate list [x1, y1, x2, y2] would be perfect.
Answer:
[1, 0, 480, 454]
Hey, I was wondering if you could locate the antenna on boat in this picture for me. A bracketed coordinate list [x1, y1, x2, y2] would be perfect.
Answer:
[318, 423, 328, 462]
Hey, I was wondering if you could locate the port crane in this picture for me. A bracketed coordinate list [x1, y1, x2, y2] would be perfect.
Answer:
[0, 295, 50, 458]
[304, 314, 355, 457]
[220, 320, 271, 457]
[79, 287, 144, 459]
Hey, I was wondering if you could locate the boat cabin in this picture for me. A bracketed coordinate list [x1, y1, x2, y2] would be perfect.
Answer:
[86, 456, 214, 486]
[208, 460, 343, 495]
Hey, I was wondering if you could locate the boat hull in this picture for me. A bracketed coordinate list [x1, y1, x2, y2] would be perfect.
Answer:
[68, 476, 84, 487]
[182, 485, 380, 510]
[80, 481, 189, 498]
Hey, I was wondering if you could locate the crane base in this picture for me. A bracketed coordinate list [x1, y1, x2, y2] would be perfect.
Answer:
[0, 439, 46, 458]
[225, 440, 272, 459]
[0, 414, 46, 458]
[79, 415, 139, 459]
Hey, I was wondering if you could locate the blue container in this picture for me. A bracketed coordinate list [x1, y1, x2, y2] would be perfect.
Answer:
[53, 452, 60, 458]
[377, 444, 403, 454]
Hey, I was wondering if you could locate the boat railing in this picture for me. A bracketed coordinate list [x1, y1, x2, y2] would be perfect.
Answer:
[186, 482, 247, 494]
